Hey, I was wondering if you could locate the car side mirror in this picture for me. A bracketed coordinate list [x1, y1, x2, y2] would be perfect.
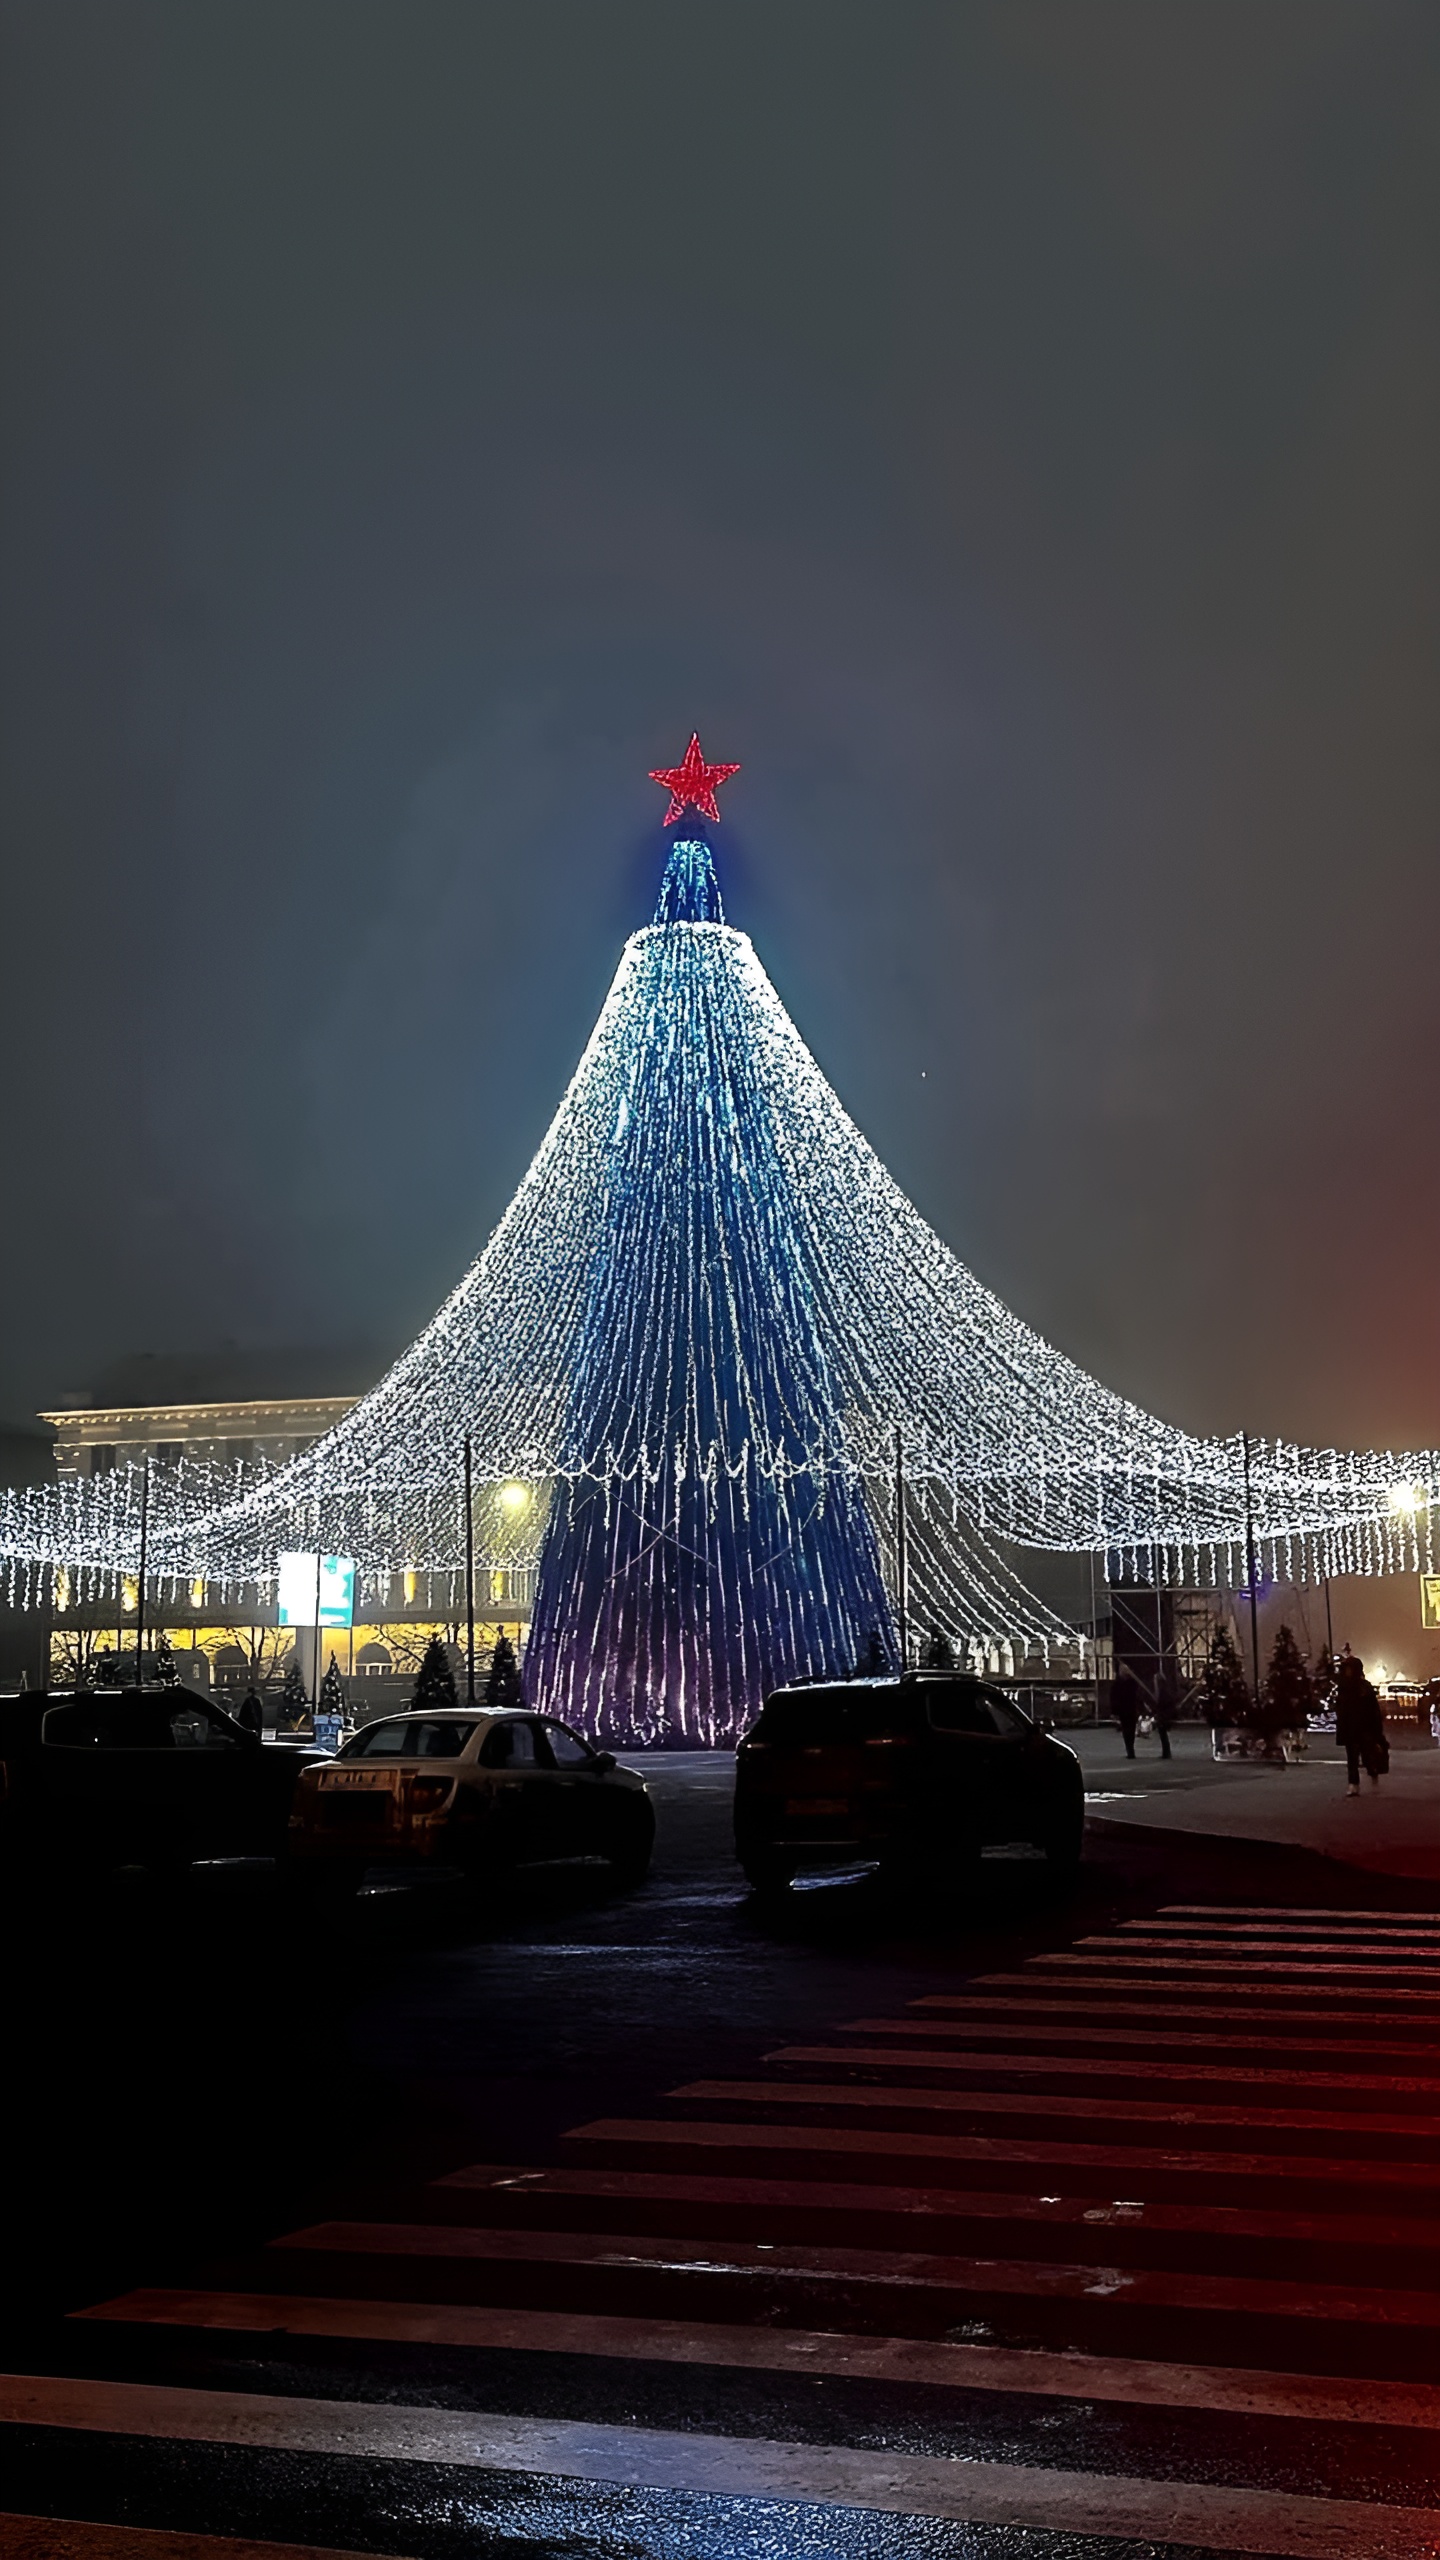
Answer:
[592, 1751, 617, 1775]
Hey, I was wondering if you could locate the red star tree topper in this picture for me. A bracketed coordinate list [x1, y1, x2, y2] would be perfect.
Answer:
[648, 733, 741, 827]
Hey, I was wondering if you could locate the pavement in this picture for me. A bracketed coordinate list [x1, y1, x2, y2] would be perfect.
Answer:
[1074, 1723, 1440, 1883]
[5, 1750, 1440, 2557]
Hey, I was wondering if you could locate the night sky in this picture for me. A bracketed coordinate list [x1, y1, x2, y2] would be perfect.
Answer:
[3, 3, 1436, 1463]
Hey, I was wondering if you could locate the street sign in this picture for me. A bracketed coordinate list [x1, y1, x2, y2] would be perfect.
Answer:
[1422, 1575, 1440, 1631]
[277, 1552, 356, 1629]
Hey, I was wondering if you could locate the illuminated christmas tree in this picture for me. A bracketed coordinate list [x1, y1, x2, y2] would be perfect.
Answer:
[5, 735, 1439, 1748]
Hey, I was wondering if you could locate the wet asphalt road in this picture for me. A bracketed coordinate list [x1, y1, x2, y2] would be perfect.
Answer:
[5, 1749, 1440, 2556]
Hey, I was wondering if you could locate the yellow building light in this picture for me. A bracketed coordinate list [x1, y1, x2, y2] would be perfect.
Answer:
[54, 1568, 71, 1611]
[190, 1578, 205, 1608]
[121, 1576, 138, 1614]
[404, 1570, 418, 1605]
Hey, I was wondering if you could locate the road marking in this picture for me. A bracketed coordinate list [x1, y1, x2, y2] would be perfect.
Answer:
[862, 2013, 1440, 2063]
[966, 1971, 1440, 2008]
[1162, 1904, 1440, 1926]
[59, 2301, 1440, 2435]
[6, 2376, 1439, 2557]
[673, 2076, 1440, 2140]
[770, 2043, 1440, 2099]
[570, 2113, 1440, 2191]
[1083, 1935, 1440, 1962]
[0, 2522, 400, 2560]
[267, 2216, 1440, 2329]
[1033, 1953, 1440, 1982]
[432, 2159, 1440, 2253]
[1142, 1919, 1440, 1942]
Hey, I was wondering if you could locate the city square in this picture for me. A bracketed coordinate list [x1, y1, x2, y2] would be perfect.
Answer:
[1, 7, 1437, 2558]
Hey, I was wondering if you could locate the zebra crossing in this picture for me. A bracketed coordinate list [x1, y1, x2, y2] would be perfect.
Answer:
[7, 1899, 1440, 2555]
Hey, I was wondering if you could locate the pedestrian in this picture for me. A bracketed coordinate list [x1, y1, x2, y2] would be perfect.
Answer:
[1153, 1675, 1175, 1762]
[237, 1687, 264, 1736]
[1334, 1651, 1386, 1796]
[1112, 1666, 1141, 1760]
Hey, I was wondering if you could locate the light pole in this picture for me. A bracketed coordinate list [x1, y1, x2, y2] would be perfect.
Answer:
[464, 1435, 476, 1703]
[894, 1424, 909, 1670]
[132, 1454, 151, 1688]
[1242, 1430, 1261, 1705]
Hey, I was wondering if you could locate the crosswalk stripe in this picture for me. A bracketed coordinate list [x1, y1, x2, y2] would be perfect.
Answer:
[858, 2013, 1440, 2062]
[265, 2215, 1440, 2329]
[966, 1971, 1440, 2007]
[63, 2295, 1440, 2434]
[672, 2075, 1440, 2140]
[1140, 1920, 1440, 1942]
[431, 2159, 1440, 2253]
[0, 2520, 396, 2560]
[1162, 1905, 1440, 1926]
[3, 2376, 1435, 2558]
[769, 2042, 1440, 2098]
[1033, 1953, 1440, 1981]
[907, 1986, 1440, 2027]
[568, 2112, 1440, 2190]
[1082, 1934, 1440, 1961]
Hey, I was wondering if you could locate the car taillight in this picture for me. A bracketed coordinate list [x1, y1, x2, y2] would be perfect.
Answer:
[406, 1776, 452, 1812]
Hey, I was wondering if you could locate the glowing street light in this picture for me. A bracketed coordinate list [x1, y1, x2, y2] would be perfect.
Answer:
[498, 1481, 531, 1515]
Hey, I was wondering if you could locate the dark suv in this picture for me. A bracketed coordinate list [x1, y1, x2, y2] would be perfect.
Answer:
[734, 1672, 1084, 1892]
[0, 1688, 319, 1880]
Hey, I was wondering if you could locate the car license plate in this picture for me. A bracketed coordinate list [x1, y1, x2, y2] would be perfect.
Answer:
[786, 1797, 847, 1816]
[319, 1768, 394, 1791]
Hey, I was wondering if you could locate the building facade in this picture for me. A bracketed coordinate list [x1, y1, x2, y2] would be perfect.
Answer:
[38, 1395, 533, 1705]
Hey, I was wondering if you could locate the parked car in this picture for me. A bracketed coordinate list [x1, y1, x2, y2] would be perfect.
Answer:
[733, 1671, 1084, 1892]
[0, 1687, 320, 1880]
[286, 1708, 654, 1894]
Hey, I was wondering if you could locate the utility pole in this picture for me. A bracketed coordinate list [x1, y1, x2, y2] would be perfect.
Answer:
[132, 1453, 151, 1687]
[1242, 1430, 1261, 1706]
[894, 1423, 909, 1670]
[464, 1435, 476, 1703]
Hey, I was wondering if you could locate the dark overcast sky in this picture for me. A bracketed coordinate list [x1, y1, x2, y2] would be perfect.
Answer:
[2, 0, 1436, 1452]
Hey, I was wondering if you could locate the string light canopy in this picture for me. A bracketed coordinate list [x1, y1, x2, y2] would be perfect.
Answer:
[4, 746, 1437, 1740]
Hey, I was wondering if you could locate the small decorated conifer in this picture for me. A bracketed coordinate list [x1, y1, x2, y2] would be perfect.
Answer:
[412, 1633, 459, 1711]
[1261, 1623, 1315, 1737]
[485, 1632, 524, 1707]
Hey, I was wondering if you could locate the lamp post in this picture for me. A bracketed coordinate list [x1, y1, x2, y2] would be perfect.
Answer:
[132, 1454, 151, 1688]
[1242, 1430, 1261, 1705]
[894, 1424, 909, 1670]
[464, 1435, 476, 1703]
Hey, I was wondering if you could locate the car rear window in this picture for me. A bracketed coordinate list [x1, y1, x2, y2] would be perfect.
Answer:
[758, 1688, 924, 1746]
[345, 1719, 477, 1759]
[925, 1684, 1032, 1737]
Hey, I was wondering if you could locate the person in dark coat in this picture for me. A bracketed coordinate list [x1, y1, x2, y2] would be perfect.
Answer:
[1153, 1674, 1175, 1762]
[236, 1687, 265, 1736]
[1334, 1651, 1384, 1795]
[1112, 1667, 1141, 1760]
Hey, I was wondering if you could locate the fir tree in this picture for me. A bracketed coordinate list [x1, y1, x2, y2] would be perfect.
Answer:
[319, 1654, 347, 1715]
[1313, 1643, 1337, 1712]
[1261, 1623, 1315, 1736]
[413, 1633, 459, 1711]
[154, 1631, 180, 1687]
[485, 1632, 524, 1707]
[921, 1628, 957, 1670]
[1199, 1622, 1249, 1730]
[280, 1659, 310, 1723]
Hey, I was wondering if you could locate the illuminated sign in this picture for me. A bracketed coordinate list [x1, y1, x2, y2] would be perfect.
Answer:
[1422, 1576, 1440, 1631]
[277, 1552, 355, 1628]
